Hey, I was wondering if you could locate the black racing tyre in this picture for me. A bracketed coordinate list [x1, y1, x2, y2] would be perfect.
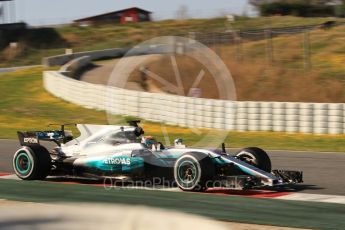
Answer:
[13, 146, 51, 180]
[235, 147, 271, 173]
[174, 152, 215, 192]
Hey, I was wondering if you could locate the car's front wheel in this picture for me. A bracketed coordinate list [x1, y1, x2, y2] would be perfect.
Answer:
[174, 152, 214, 192]
[235, 147, 271, 173]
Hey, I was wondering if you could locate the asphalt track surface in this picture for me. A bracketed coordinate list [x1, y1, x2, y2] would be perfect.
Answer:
[1, 178, 345, 230]
[80, 55, 162, 90]
[1, 139, 344, 196]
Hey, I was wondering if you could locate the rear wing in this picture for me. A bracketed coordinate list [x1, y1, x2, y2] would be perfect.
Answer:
[17, 130, 64, 146]
[17, 124, 75, 147]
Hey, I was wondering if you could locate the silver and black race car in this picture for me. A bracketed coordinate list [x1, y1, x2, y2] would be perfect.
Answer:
[13, 121, 303, 191]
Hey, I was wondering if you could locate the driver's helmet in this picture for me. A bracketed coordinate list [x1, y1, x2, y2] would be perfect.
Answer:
[174, 138, 183, 145]
[142, 136, 156, 147]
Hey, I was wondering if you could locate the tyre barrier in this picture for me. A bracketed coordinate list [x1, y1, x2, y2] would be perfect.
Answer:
[44, 71, 345, 135]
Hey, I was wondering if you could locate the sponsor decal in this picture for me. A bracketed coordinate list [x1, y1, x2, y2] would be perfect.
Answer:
[103, 157, 131, 165]
[23, 137, 38, 144]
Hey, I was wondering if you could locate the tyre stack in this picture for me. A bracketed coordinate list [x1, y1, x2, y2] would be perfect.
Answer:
[202, 100, 214, 129]
[328, 103, 343, 134]
[313, 103, 329, 134]
[165, 95, 177, 126]
[299, 103, 313, 133]
[139, 92, 152, 121]
[95, 84, 106, 111]
[185, 97, 196, 128]
[178, 97, 188, 127]
[84, 83, 94, 109]
[285, 102, 300, 133]
[151, 93, 163, 122]
[260, 102, 273, 131]
[159, 94, 170, 124]
[108, 88, 123, 116]
[125, 90, 140, 117]
[194, 98, 204, 128]
[224, 101, 237, 131]
[247, 102, 261, 131]
[272, 102, 286, 132]
[236, 101, 248, 131]
[212, 100, 225, 129]
[343, 104, 345, 134]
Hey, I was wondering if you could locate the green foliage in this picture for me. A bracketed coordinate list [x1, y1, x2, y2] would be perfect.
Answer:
[335, 0, 345, 17]
[22, 28, 68, 49]
[259, 2, 336, 17]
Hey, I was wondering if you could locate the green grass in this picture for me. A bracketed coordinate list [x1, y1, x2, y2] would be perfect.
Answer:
[0, 67, 108, 133]
[0, 179, 344, 230]
[0, 67, 344, 152]
[1, 16, 343, 67]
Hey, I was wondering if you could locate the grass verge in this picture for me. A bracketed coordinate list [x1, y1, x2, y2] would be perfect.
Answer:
[0, 68, 344, 152]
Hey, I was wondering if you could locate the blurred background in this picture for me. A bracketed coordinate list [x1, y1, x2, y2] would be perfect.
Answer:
[0, 0, 344, 150]
[0, 3, 344, 229]
[1, 0, 345, 101]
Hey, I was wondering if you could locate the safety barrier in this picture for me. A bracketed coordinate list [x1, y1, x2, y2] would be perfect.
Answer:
[42, 44, 173, 66]
[43, 71, 345, 134]
[59, 55, 91, 78]
[42, 48, 127, 67]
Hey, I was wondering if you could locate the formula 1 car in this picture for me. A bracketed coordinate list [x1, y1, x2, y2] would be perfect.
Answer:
[13, 121, 303, 191]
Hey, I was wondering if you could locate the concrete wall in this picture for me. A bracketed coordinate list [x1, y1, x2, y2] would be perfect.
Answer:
[43, 70, 345, 135]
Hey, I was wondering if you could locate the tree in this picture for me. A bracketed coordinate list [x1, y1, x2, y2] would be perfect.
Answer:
[249, 0, 275, 7]
[335, 0, 345, 17]
[250, 0, 337, 6]
[250, 0, 341, 16]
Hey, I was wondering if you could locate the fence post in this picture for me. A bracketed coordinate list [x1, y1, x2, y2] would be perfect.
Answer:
[265, 29, 274, 63]
[234, 30, 242, 62]
[188, 32, 196, 44]
[303, 31, 311, 72]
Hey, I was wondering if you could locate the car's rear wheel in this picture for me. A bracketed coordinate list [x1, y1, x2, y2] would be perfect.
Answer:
[235, 147, 271, 173]
[174, 152, 214, 192]
[13, 146, 51, 180]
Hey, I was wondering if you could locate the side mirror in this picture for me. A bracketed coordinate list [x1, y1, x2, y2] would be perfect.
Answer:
[174, 138, 186, 148]
[134, 127, 144, 137]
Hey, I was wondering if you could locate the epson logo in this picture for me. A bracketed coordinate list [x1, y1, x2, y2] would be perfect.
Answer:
[23, 138, 38, 144]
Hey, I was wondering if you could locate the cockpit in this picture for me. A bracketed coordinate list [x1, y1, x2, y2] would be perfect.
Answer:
[83, 128, 141, 148]
[102, 130, 140, 145]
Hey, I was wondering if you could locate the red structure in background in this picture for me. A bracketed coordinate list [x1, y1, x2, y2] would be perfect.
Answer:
[120, 8, 139, 23]
[74, 7, 152, 26]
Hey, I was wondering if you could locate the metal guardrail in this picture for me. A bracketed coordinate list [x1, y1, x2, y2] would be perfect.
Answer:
[189, 21, 345, 45]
